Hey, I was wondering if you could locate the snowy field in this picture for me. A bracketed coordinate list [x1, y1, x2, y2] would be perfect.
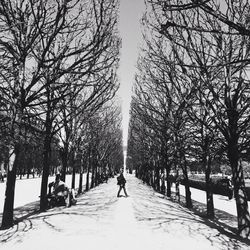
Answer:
[178, 185, 242, 217]
[0, 174, 81, 211]
[0, 174, 250, 249]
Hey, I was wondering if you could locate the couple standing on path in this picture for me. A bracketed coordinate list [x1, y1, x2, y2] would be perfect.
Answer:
[117, 172, 129, 197]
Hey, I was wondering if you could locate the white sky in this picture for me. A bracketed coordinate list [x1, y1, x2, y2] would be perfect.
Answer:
[118, 0, 145, 147]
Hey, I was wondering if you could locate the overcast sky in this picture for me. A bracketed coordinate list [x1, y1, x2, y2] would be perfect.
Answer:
[118, 0, 145, 147]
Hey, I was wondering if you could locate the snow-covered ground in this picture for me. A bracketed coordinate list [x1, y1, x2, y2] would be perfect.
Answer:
[178, 185, 241, 216]
[0, 174, 81, 211]
[0, 174, 250, 249]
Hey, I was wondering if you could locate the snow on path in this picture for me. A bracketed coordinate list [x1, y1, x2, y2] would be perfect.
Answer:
[0, 174, 249, 250]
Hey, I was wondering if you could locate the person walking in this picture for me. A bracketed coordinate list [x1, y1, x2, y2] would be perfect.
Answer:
[117, 172, 128, 197]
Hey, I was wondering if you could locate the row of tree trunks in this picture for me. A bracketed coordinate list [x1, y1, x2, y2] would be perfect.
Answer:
[136, 161, 193, 209]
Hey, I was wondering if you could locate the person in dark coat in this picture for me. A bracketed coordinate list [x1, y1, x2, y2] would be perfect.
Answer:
[117, 172, 128, 197]
[52, 174, 76, 206]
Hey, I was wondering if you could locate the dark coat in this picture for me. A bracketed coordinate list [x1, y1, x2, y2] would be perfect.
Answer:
[117, 174, 126, 186]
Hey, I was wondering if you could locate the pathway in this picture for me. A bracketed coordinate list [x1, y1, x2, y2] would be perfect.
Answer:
[0, 175, 249, 250]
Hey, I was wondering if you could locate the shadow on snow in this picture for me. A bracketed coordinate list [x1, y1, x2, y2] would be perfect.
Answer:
[131, 179, 250, 248]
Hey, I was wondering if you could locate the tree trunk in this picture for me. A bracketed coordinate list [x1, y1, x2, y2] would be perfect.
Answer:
[39, 119, 52, 211]
[61, 143, 69, 182]
[1, 146, 19, 229]
[135, 166, 139, 178]
[95, 166, 100, 186]
[166, 167, 171, 197]
[78, 170, 83, 194]
[228, 141, 250, 238]
[91, 164, 96, 189]
[152, 169, 155, 189]
[71, 161, 76, 189]
[160, 169, 166, 195]
[155, 168, 161, 191]
[85, 154, 90, 191]
[182, 158, 192, 208]
[150, 169, 154, 187]
[78, 157, 83, 194]
[175, 182, 180, 202]
[175, 169, 180, 202]
[205, 156, 214, 218]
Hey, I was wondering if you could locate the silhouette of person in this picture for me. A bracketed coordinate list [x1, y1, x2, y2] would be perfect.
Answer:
[117, 172, 128, 197]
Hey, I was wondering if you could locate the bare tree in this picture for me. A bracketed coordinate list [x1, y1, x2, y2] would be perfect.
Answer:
[0, 0, 120, 227]
[147, 0, 250, 237]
